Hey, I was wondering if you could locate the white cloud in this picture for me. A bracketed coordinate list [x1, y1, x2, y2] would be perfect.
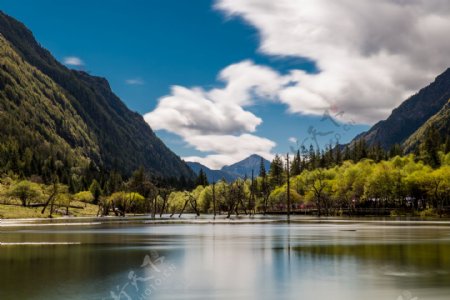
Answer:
[183, 134, 275, 169]
[146, 0, 450, 168]
[145, 84, 261, 136]
[144, 61, 279, 168]
[63, 56, 84, 67]
[207, 60, 288, 106]
[215, 0, 450, 123]
[126, 78, 145, 85]
[288, 137, 297, 144]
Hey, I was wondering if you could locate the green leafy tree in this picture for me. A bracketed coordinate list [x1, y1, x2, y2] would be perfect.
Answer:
[107, 191, 145, 216]
[198, 185, 213, 213]
[302, 168, 335, 216]
[8, 180, 42, 206]
[74, 191, 94, 206]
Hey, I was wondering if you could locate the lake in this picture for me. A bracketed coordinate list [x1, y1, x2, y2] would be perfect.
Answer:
[1, 216, 450, 299]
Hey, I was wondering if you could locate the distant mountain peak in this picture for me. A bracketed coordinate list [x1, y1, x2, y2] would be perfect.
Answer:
[187, 154, 271, 183]
[221, 154, 270, 179]
[186, 162, 236, 183]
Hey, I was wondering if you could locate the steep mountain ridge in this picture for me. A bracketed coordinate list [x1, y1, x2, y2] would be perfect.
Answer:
[0, 11, 194, 180]
[351, 68, 450, 149]
[403, 98, 450, 152]
[0, 34, 98, 180]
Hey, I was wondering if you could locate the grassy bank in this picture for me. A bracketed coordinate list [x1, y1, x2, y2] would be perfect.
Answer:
[0, 201, 99, 219]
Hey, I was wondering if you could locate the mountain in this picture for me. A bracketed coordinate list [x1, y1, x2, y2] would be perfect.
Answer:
[0, 11, 194, 182]
[403, 99, 450, 152]
[221, 154, 270, 178]
[186, 162, 237, 183]
[0, 34, 99, 179]
[188, 154, 271, 183]
[351, 68, 450, 150]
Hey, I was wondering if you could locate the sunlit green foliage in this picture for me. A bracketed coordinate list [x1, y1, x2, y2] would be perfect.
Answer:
[74, 191, 94, 204]
[107, 191, 145, 216]
[181, 151, 450, 217]
[0, 35, 95, 185]
[0, 19, 195, 192]
[6, 180, 43, 207]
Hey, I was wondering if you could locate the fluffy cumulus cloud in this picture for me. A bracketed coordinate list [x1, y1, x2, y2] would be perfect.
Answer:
[63, 56, 84, 67]
[146, 0, 450, 168]
[144, 61, 281, 169]
[215, 0, 450, 123]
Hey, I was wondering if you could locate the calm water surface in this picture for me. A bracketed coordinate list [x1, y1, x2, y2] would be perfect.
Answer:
[1, 217, 450, 300]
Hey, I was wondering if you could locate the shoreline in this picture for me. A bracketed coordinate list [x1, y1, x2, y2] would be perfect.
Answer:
[2, 214, 450, 227]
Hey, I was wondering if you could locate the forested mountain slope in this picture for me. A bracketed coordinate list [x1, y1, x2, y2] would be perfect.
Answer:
[403, 99, 450, 152]
[0, 34, 98, 183]
[0, 11, 194, 183]
[351, 68, 450, 150]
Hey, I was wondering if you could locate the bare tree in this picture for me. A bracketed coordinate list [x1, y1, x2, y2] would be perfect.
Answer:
[158, 188, 172, 218]
[41, 180, 58, 216]
[286, 153, 291, 221]
[178, 192, 200, 217]
[212, 179, 216, 219]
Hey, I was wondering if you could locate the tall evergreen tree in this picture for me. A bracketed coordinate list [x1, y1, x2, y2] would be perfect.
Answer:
[335, 142, 342, 165]
[105, 170, 123, 195]
[290, 150, 302, 176]
[128, 167, 156, 199]
[259, 157, 269, 215]
[259, 157, 267, 177]
[389, 143, 404, 159]
[269, 154, 284, 187]
[420, 125, 440, 167]
[369, 142, 385, 162]
[360, 138, 368, 159]
[343, 145, 351, 161]
[445, 134, 450, 154]
[89, 179, 102, 205]
[195, 168, 209, 187]
[324, 143, 334, 167]
[308, 144, 316, 170]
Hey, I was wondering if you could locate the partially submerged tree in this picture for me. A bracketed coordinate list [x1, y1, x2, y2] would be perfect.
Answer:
[107, 191, 145, 216]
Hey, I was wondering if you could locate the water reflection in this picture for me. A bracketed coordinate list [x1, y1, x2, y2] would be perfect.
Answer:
[1, 221, 450, 299]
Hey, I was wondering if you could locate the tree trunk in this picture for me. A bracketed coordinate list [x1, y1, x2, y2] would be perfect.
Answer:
[179, 199, 189, 218]
[41, 183, 58, 215]
[212, 182, 216, 219]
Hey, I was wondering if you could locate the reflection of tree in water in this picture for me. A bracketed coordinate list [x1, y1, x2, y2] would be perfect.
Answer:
[294, 242, 450, 271]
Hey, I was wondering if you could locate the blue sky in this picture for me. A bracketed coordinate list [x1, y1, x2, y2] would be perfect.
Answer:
[3, 0, 447, 169]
